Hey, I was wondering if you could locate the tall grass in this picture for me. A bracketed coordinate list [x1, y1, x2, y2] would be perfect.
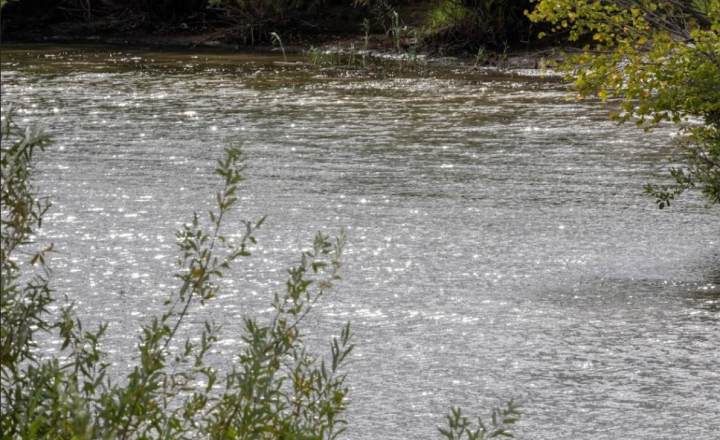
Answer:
[270, 31, 287, 62]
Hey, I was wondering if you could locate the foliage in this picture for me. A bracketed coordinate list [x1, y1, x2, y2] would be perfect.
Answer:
[0, 103, 53, 382]
[427, 0, 473, 31]
[207, 0, 329, 41]
[1, 107, 352, 440]
[362, 17, 371, 66]
[353, 0, 399, 33]
[528, 0, 720, 208]
[438, 401, 522, 440]
[2, 0, 541, 54]
[423, 0, 535, 52]
[355, 0, 535, 52]
[0, 108, 521, 439]
[304, 46, 341, 66]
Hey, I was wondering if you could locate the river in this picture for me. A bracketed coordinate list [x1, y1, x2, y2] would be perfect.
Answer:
[1, 44, 718, 439]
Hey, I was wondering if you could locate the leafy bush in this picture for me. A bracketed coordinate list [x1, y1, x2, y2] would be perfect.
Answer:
[1, 105, 353, 439]
[427, 0, 472, 31]
[528, 0, 720, 208]
[0, 106, 521, 439]
[423, 0, 535, 53]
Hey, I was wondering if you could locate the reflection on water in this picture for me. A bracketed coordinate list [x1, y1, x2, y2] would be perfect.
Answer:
[2, 44, 719, 440]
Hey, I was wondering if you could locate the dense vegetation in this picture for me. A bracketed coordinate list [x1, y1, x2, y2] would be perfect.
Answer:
[529, 0, 720, 208]
[0, 0, 539, 52]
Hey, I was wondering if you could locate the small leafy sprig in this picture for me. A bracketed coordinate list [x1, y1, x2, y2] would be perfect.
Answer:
[439, 400, 522, 440]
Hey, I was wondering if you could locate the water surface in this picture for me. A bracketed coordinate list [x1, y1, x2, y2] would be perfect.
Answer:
[2, 44, 718, 440]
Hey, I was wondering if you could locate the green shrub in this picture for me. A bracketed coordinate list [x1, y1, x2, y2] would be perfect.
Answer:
[424, 0, 535, 53]
[427, 0, 472, 32]
[1, 105, 352, 439]
[528, 0, 720, 208]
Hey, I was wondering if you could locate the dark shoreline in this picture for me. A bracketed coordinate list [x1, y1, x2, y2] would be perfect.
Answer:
[2, 28, 572, 74]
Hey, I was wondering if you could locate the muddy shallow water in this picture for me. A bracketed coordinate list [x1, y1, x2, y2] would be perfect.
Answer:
[2, 44, 719, 439]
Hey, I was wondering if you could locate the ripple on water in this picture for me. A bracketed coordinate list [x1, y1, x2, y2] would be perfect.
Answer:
[2, 45, 719, 440]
